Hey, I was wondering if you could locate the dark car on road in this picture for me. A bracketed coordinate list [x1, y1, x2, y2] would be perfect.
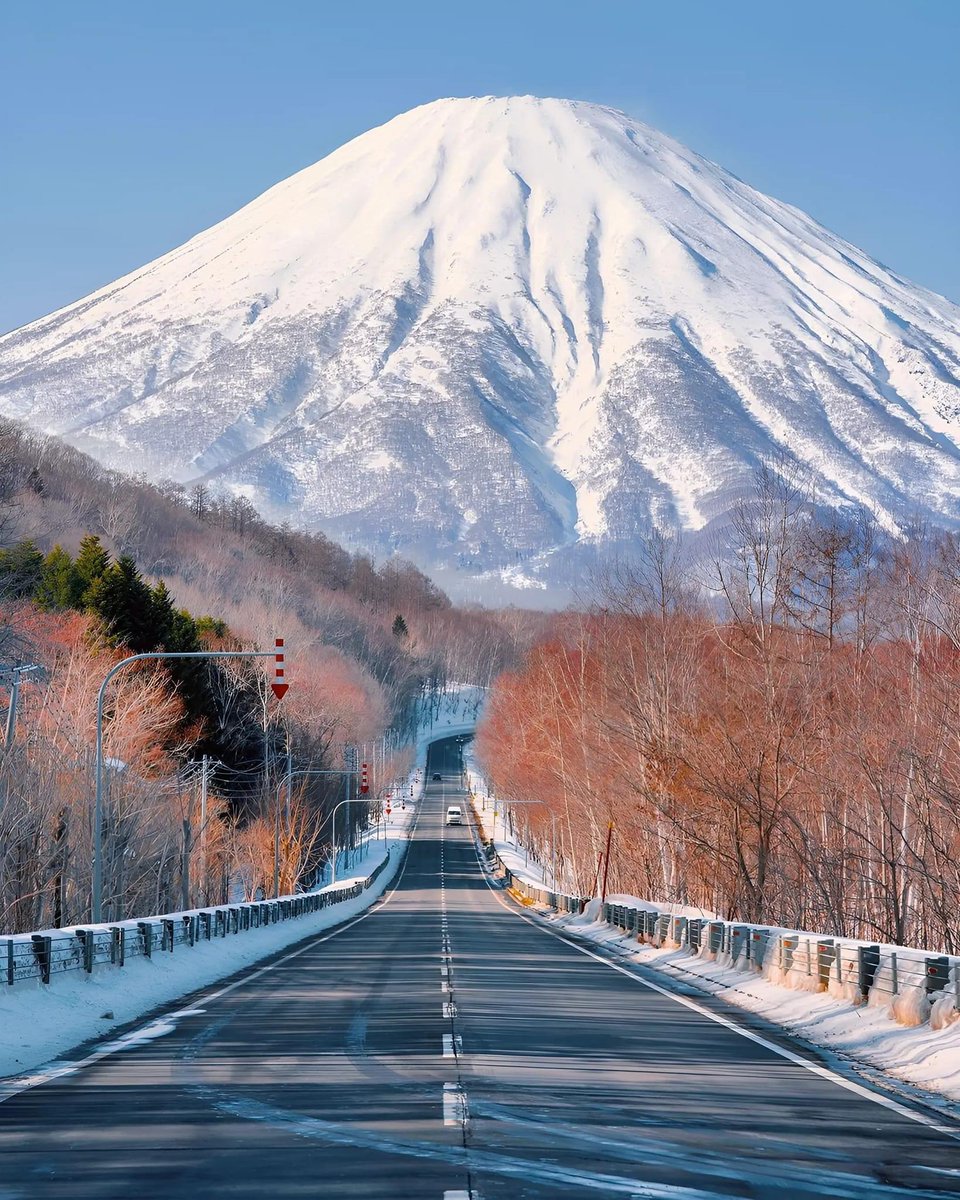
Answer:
[432, 772, 442, 781]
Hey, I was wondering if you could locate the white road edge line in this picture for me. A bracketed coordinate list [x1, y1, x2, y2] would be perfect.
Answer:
[470, 811, 960, 1142]
[0, 791, 429, 1105]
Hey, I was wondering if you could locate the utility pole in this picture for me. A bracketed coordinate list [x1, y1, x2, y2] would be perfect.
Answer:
[274, 741, 292, 899]
[3, 664, 39, 750]
[199, 753, 210, 905]
[600, 821, 614, 902]
[181, 813, 192, 911]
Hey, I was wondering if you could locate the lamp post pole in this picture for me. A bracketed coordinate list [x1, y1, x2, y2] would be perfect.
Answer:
[92, 648, 279, 923]
[273, 767, 358, 896]
[322, 793, 364, 885]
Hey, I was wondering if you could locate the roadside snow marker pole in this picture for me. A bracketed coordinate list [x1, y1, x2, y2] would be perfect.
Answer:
[600, 822, 614, 903]
[271, 638, 289, 701]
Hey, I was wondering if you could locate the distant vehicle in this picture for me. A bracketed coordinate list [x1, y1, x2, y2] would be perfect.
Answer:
[432, 772, 442, 781]
[445, 806, 463, 825]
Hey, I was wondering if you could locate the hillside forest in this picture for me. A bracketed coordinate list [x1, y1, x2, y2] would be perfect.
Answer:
[0, 418, 528, 932]
[477, 470, 960, 954]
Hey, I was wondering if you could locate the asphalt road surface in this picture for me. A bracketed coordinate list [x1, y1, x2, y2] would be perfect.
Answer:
[2, 735, 960, 1198]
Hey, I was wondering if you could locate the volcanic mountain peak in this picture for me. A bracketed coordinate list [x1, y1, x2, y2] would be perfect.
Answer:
[1, 96, 959, 590]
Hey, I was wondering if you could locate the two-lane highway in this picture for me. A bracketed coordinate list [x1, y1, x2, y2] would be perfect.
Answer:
[2, 735, 960, 1198]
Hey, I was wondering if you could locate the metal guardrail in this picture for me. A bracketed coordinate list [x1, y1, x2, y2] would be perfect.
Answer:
[596, 901, 960, 1011]
[478, 840, 588, 916]
[5, 852, 391, 988]
[468, 795, 959, 1017]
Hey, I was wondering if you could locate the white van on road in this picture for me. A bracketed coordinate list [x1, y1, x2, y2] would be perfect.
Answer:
[445, 806, 463, 826]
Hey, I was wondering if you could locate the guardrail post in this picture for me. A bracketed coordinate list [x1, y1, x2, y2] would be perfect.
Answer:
[138, 921, 153, 958]
[31, 934, 52, 983]
[162, 919, 175, 951]
[926, 955, 950, 993]
[816, 939, 835, 991]
[781, 934, 797, 973]
[730, 926, 748, 964]
[6, 937, 14, 985]
[76, 929, 94, 973]
[857, 944, 880, 999]
[111, 926, 125, 966]
[688, 918, 703, 951]
[708, 921, 724, 955]
[750, 929, 767, 968]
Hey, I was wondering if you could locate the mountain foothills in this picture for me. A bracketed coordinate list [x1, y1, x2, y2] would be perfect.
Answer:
[0, 419, 526, 929]
[1, 96, 959, 590]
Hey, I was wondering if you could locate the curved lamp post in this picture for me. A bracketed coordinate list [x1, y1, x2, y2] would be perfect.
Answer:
[93, 649, 278, 922]
[273, 767, 357, 897]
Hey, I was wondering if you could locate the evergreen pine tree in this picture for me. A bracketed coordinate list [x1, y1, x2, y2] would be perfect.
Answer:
[149, 580, 176, 645]
[392, 613, 409, 640]
[74, 535, 111, 606]
[35, 546, 82, 610]
[0, 540, 44, 598]
[86, 554, 155, 651]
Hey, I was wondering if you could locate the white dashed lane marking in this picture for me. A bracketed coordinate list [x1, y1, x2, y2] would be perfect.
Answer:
[442, 1082, 467, 1127]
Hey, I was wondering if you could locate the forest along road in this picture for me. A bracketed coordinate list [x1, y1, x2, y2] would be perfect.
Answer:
[2, 737, 960, 1198]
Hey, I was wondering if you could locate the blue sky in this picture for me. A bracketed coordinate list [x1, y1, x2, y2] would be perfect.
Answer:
[2, 1, 958, 334]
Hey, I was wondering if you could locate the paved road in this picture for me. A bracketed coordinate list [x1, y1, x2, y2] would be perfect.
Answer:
[2, 735, 960, 1198]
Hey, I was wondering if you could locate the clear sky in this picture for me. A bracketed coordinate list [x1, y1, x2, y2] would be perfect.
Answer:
[2, 1, 958, 335]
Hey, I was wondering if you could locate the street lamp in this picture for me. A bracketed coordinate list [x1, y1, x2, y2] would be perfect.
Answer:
[321, 794, 368, 885]
[273, 768, 357, 898]
[92, 648, 279, 922]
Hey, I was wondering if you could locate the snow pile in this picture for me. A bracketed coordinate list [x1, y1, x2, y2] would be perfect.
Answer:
[2, 96, 959, 582]
[553, 909, 960, 1103]
[467, 757, 960, 1102]
[0, 787, 421, 1081]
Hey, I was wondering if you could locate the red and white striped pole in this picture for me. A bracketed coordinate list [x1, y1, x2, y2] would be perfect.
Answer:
[271, 637, 289, 701]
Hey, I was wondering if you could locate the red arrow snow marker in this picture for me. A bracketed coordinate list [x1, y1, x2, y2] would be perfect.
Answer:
[271, 638, 289, 700]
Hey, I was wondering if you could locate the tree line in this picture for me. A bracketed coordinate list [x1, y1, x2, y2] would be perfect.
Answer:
[477, 472, 960, 953]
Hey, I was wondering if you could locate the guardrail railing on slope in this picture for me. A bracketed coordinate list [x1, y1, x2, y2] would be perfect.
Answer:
[467, 796, 960, 1021]
[5, 852, 391, 988]
[592, 902, 960, 1015]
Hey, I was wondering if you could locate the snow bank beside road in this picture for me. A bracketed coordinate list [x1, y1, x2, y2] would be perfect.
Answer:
[466, 757, 960, 1107]
[0, 798, 419, 1082]
[553, 909, 960, 1106]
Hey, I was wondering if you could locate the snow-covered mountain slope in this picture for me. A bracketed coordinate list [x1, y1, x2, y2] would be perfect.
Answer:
[2, 95, 959, 583]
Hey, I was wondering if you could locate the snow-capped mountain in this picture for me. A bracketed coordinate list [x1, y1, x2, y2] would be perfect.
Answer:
[2, 95, 959, 586]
